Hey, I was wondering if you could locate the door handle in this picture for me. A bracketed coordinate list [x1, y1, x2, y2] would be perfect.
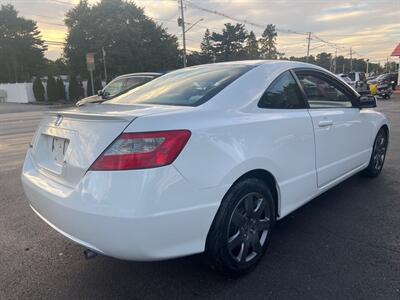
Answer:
[318, 120, 333, 127]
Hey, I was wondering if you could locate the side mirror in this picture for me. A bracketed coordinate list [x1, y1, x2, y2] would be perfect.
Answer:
[358, 95, 376, 108]
[97, 90, 103, 96]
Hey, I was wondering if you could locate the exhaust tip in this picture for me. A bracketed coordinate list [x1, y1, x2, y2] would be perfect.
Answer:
[83, 248, 98, 260]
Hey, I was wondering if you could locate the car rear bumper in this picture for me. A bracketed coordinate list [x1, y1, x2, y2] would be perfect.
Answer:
[21, 151, 223, 261]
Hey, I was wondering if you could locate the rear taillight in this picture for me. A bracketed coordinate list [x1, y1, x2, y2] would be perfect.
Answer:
[89, 130, 191, 171]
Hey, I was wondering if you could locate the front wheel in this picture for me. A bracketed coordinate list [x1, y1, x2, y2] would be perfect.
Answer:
[205, 178, 275, 276]
[362, 128, 388, 177]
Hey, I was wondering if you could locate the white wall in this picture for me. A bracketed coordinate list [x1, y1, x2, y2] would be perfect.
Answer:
[0, 83, 36, 103]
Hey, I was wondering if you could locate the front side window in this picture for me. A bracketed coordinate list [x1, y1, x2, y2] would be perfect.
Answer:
[107, 64, 254, 107]
[296, 72, 353, 108]
[258, 71, 305, 109]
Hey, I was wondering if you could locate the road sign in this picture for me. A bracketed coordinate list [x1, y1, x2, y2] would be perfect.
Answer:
[86, 53, 95, 71]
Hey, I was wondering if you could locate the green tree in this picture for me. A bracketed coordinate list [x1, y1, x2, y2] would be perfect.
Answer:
[210, 23, 248, 62]
[259, 24, 282, 59]
[45, 58, 69, 76]
[32, 76, 45, 102]
[68, 74, 80, 102]
[187, 51, 204, 66]
[56, 78, 66, 100]
[46, 76, 58, 102]
[200, 29, 214, 63]
[316, 52, 332, 70]
[64, 0, 180, 79]
[0, 4, 46, 83]
[245, 31, 259, 59]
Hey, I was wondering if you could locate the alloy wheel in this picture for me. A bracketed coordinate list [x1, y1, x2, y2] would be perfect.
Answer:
[373, 132, 387, 171]
[227, 192, 270, 263]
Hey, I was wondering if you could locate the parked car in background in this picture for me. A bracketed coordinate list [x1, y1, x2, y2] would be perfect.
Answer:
[76, 72, 162, 106]
[347, 71, 366, 85]
[336, 73, 352, 85]
[347, 71, 369, 94]
[367, 73, 398, 90]
[367, 75, 378, 82]
[22, 61, 389, 276]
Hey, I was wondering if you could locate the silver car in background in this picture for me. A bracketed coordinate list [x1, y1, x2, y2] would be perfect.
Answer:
[76, 72, 162, 106]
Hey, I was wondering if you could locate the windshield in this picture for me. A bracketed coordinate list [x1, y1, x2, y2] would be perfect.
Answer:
[103, 78, 126, 98]
[106, 64, 254, 106]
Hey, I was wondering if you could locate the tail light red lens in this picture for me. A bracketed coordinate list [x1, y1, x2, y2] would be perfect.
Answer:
[89, 130, 191, 171]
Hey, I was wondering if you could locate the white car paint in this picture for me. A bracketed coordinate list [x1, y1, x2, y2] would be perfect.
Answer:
[21, 60, 389, 261]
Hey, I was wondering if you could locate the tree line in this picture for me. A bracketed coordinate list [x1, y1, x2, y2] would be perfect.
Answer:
[189, 23, 283, 64]
[0, 1, 391, 102]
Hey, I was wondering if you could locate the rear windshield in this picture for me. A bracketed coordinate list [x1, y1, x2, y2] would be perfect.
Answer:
[106, 64, 254, 107]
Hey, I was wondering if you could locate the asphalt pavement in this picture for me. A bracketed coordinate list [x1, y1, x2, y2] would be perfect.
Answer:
[0, 98, 399, 299]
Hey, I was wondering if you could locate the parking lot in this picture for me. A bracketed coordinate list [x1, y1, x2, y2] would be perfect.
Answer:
[0, 97, 399, 299]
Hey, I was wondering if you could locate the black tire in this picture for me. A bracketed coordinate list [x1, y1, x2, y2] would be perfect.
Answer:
[205, 178, 275, 276]
[362, 128, 388, 177]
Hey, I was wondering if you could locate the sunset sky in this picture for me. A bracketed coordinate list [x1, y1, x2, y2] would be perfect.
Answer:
[2, 0, 399, 64]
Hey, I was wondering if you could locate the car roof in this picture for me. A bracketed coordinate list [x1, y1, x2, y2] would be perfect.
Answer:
[181, 60, 330, 74]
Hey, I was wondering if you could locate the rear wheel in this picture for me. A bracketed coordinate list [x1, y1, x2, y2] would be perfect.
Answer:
[362, 128, 388, 177]
[205, 178, 275, 276]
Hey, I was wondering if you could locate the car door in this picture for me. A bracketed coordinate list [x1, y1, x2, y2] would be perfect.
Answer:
[258, 70, 317, 215]
[294, 69, 371, 187]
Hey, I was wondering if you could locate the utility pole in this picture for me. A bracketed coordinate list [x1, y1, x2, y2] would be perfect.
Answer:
[178, 0, 187, 67]
[102, 47, 107, 83]
[350, 47, 353, 72]
[366, 59, 369, 75]
[334, 48, 337, 74]
[306, 32, 311, 63]
[386, 57, 389, 72]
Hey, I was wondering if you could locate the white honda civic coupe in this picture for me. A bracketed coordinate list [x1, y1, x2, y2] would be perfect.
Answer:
[22, 61, 389, 275]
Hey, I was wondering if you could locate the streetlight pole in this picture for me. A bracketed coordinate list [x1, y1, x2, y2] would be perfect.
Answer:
[334, 48, 337, 74]
[350, 47, 353, 72]
[306, 32, 311, 63]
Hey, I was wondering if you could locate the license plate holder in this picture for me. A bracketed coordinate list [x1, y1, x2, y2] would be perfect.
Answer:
[51, 136, 69, 164]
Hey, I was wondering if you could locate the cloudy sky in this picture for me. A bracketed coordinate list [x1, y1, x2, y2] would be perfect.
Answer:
[2, 0, 400, 64]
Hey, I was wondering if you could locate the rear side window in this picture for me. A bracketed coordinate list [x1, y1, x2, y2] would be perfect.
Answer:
[258, 71, 305, 109]
[107, 64, 254, 107]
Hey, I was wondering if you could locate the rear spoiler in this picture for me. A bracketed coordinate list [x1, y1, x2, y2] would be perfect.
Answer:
[47, 110, 136, 122]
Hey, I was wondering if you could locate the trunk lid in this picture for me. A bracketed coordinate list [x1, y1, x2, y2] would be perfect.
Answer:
[29, 104, 186, 187]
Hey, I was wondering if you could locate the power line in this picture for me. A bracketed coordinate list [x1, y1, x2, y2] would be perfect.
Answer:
[185, 0, 307, 36]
